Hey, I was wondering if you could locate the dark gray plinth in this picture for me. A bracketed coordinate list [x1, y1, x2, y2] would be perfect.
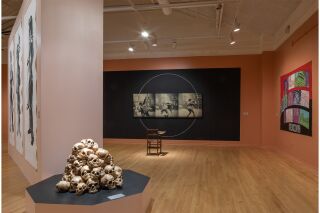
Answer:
[26, 170, 150, 205]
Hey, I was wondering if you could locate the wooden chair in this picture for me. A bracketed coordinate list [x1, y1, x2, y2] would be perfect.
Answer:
[146, 129, 162, 155]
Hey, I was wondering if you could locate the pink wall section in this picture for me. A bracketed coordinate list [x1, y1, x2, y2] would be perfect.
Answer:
[261, 51, 276, 148]
[262, 13, 318, 169]
[40, 0, 103, 179]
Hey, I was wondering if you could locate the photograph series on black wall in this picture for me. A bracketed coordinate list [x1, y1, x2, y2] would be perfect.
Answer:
[133, 93, 202, 118]
[104, 68, 240, 140]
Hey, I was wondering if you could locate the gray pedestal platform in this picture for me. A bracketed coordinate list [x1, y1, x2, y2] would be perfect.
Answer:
[25, 170, 151, 213]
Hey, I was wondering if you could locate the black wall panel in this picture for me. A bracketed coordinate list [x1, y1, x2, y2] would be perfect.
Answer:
[103, 68, 240, 141]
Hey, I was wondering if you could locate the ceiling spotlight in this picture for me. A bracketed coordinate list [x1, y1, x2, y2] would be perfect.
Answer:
[233, 18, 240, 32]
[141, 30, 149, 38]
[151, 35, 158, 47]
[230, 33, 236, 45]
[128, 43, 135, 52]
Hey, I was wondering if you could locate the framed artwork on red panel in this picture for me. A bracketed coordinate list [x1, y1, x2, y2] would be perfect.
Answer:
[280, 61, 312, 136]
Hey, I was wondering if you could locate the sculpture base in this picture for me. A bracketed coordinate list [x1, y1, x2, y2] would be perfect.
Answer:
[25, 170, 151, 213]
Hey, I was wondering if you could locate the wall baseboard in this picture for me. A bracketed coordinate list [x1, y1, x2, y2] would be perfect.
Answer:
[103, 138, 256, 147]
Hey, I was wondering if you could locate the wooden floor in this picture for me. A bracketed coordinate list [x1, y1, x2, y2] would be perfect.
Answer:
[2, 143, 318, 213]
[2, 145, 29, 213]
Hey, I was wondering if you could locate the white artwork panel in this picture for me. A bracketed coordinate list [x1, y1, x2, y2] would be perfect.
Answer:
[23, 0, 37, 169]
[9, 41, 15, 146]
[14, 23, 24, 154]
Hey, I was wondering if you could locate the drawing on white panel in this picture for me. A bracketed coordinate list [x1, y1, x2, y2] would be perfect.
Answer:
[23, 0, 37, 169]
[14, 24, 23, 154]
[9, 41, 15, 146]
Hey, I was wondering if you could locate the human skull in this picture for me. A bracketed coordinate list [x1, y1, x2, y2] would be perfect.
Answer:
[70, 176, 83, 192]
[112, 165, 122, 178]
[72, 160, 82, 175]
[72, 142, 85, 155]
[105, 154, 114, 165]
[87, 141, 99, 152]
[100, 169, 106, 178]
[104, 165, 115, 174]
[67, 154, 77, 164]
[62, 174, 73, 182]
[91, 167, 102, 180]
[114, 166, 122, 174]
[114, 176, 123, 187]
[114, 165, 122, 173]
[87, 178, 100, 193]
[80, 139, 87, 145]
[101, 174, 115, 189]
[76, 182, 87, 195]
[64, 163, 73, 175]
[88, 154, 103, 168]
[95, 148, 109, 159]
[77, 148, 94, 160]
[78, 159, 87, 167]
[80, 165, 92, 181]
[56, 180, 70, 192]
[107, 180, 116, 189]
[81, 139, 99, 151]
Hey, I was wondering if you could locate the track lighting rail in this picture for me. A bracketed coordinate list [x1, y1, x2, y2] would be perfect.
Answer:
[103, 0, 238, 13]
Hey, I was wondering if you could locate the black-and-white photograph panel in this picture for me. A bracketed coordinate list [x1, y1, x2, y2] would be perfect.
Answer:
[178, 93, 202, 118]
[23, 0, 37, 169]
[9, 41, 15, 146]
[155, 93, 178, 118]
[133, 93, 155, 118]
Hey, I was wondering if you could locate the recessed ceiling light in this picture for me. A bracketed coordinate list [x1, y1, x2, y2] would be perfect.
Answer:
[141, 31, 149, 38]
[128, 43, 135, 52]
[233, 18, 240, 32]
[151, 35, 158, 47]
[229, 33, 236, 45]
[233, 28, 240, 32]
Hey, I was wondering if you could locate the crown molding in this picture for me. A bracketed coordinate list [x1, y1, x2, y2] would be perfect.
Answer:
[272, 0, 318, 50]
[104, 47, 262, 60]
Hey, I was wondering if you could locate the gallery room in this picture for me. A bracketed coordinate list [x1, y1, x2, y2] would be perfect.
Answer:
[1, 0, 318, 212]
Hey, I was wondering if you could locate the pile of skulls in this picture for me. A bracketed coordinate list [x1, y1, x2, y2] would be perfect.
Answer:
[56, 139, 123, 195]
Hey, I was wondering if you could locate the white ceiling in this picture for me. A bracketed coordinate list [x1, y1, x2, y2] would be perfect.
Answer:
[1, 0, 318, 61]
[103, 0, 318, 59]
